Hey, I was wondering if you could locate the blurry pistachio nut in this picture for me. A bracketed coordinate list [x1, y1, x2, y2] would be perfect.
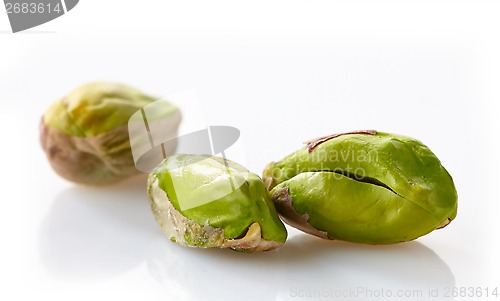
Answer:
[148, 154, 287, 252]
[40, 82, 181, 185]
[263, 130, 458, 244]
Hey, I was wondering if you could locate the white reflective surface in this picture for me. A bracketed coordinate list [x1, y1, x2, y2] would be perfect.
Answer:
[36, 178, 456, 301]
[1, 2, 500, 300]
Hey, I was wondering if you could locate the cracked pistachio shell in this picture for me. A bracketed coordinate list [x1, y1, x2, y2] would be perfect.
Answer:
[263, 130, 458, 244]
[40, 82, 181, 185]
[148, 154, 287, 252]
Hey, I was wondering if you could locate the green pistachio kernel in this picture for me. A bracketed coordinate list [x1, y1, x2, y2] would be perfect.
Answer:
[40, 82, 181, 185]
[263, 130, 458, 244]
[148, 154, 287, 252]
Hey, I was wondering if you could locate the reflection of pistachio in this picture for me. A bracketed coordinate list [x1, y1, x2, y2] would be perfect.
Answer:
[40, 82, 181, 185]
[263, 130, 458, 244]
[148, 154, 287, 252]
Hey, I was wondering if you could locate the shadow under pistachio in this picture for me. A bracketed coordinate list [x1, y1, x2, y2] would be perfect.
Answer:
[275, 234, 455, 301]
[38, 175, 162, 281]
[148, 232, 455, 301]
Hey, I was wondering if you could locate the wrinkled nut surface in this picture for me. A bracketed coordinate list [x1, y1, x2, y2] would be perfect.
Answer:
[148, 154, 287, 252]
[263, 130, 458, 244]
[40, 82, 181, 185]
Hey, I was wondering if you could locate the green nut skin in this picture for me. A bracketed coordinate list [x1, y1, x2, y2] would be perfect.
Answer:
[263, 130, 458, 245]
[148, 154, 287, 252]
[40, 82, 181, 185]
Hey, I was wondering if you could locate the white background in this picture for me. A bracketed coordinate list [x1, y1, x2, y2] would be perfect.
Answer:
[1, 1, 499, 300]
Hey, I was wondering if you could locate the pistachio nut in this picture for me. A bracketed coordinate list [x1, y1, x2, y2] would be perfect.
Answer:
[263, 130, 458, 244]
[148, 154, 287, 252]
[40, 82, 181, 185]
